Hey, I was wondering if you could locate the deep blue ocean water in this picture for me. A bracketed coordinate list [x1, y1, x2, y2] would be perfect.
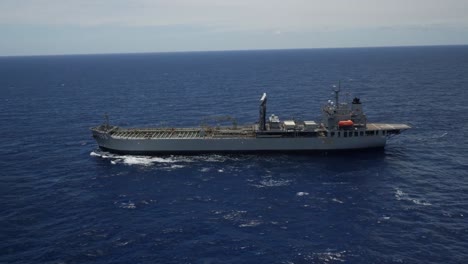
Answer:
[1, 46, 468, 263]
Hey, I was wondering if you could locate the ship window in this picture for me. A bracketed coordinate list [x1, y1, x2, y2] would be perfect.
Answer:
[354, 132, 358, 137]
[349, 132, 353, 137]
[344, 132, 348, 137]
[338, 132, 341, 137]
[383, 130, 386, 135]
[331, 132, 335, 137]
[360, 131, 364, 136]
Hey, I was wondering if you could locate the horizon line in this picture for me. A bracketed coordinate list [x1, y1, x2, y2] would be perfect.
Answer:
[1, 43, 467, 58]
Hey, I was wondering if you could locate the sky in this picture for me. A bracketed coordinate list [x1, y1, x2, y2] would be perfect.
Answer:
[1, 0, 468, 56]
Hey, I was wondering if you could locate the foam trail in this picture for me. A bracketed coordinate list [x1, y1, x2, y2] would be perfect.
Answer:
[89, 149, 240, 167]
[90, 150, 181, 166]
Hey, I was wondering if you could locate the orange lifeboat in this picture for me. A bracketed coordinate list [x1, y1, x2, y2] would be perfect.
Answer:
[338, 120, 354, 128]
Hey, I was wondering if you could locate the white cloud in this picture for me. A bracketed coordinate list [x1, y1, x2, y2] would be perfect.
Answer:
[1, 0, 467, 31]
[1, 0, 468, 55]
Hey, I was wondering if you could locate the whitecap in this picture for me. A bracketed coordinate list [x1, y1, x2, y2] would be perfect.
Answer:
[119, 201, 136, 209]
[332, 198, 344, 204]
[379, 216, 391, 221]
[395, 189, 404, 199]
[239, 220, 262, 227]
[311, 250, 347, 262]
[223, 210, 247, 221]
[222, 210, 263, 228]
[411, 199, 432, 206]
[252, 179, 291, 188]
[115, 240, 131, 246]
[296, 192, 309, 196]
[395, 188, 432, 206]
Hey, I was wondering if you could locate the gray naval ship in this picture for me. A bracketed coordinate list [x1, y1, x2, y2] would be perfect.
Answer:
[91, 88, 410, 154]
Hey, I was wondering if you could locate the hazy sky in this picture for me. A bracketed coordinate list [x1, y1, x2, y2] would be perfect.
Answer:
[1, 0, 467, 56]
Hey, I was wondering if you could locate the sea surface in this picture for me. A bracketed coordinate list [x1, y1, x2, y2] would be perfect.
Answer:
[1, 46, 468, 263]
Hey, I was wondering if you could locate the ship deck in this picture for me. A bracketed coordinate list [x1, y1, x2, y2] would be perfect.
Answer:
[108, 126, 257, 139]
[93, 123, 410, 140]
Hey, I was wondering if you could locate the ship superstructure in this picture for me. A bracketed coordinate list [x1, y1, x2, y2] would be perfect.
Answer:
[91, 88, 410, 154]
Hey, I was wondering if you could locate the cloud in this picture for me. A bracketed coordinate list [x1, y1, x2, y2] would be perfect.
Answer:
[1, 0, 467, 31]
[1, 0, 467, 55]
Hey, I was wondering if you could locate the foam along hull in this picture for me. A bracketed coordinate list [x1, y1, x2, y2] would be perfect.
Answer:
[93, 134, 387, 154]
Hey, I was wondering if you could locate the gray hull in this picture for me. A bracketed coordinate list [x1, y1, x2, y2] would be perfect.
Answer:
[93, 132, 387, 154]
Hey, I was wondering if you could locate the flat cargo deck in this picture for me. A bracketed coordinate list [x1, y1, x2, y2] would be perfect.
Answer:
[109, 126, 256, 139]
[101, 123, 410, 140]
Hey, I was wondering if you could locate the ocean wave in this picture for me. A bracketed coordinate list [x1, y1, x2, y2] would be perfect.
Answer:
[239, 220, 262, 228]
[118, 201, 136, 209]
[221, 210, 263, 228]
[332, 198, 344, 204]
[395, 188, 432, 206]
[306, 250, 348, 262]
[251, 178, 291, 188]
[114, 199, 156, 209]
[415, 132, 448, 142]
[223, 210, 247, 221]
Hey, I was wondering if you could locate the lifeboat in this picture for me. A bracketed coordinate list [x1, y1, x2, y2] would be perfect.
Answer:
[338, 120, 354, 128]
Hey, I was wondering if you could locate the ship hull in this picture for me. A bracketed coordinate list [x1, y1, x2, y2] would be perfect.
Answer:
[97, 145, 385, 155]
[93, 134, 387, 155]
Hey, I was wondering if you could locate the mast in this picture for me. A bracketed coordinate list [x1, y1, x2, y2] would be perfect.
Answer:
[334, 81, 341, 106]
[259, 93, 267, 131]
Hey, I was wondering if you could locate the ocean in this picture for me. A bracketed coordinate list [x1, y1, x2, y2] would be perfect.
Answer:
[1, 46, 467, 263]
